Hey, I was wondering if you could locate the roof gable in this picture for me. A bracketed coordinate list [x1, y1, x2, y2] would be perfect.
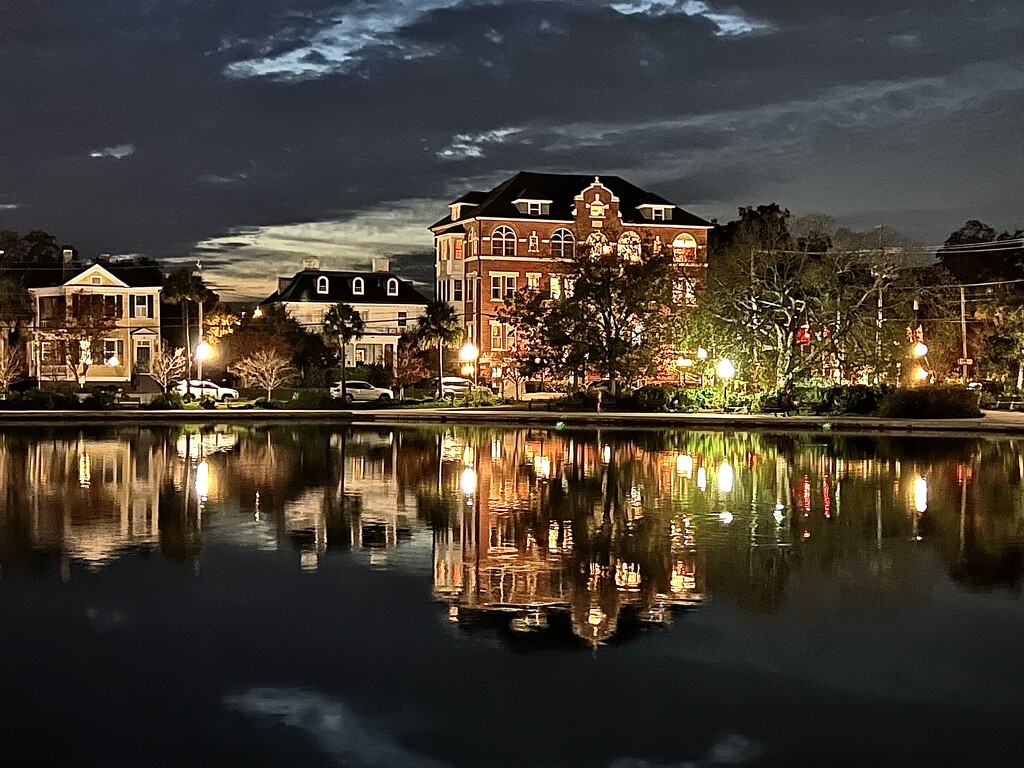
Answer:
[64, 264, 129, 288]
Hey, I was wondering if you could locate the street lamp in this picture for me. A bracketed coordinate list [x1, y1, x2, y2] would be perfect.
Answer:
[716, 358, 736, 411]
[696, 347, 708, 361]
[912, 342, 928, 358]
[195, 339, 214, 380]
[676, 356, 693, 384]
[459, 341, 479, 386]
[252, 306, 263, 319]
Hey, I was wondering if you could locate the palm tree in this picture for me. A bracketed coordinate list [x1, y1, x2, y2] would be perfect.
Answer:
[417, 300, 462, 398]
[163, 267, 213, 364]
[323, 303, 365, 399]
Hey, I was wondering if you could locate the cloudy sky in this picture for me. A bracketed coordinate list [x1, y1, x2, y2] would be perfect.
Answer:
[1, 0, 1022, 298]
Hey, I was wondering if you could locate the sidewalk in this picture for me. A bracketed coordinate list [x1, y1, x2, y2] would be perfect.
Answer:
[0, 407, 1022, 434]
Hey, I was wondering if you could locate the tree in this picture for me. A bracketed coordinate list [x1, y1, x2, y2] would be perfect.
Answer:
[322, 303, 365, 395]
[393, 332, 429, 400]
[230, 349, 295, 401]
[417, 300, 461, 397]
[0, 347, 25, 397]
[502, 229, 676, 393]
[163, 267, 215, 362]
[148, 343, 189, 392]
[700, 205, 902, 387]
[44, 292, 118, 387]
[937, 220, 1024, 285]
[0, 274, 32, 353]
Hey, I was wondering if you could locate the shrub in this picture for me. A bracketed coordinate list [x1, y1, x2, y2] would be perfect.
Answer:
[79, 389, 118, 410]
[631, 384, 670, 412]
[815, 385, 886, 416]
[144, 392, 186, 410]
[876, 386, 981, 419]
[250, 398, 280, 409]
[290, 389, 337, 409]
[667, 386, 722, 412]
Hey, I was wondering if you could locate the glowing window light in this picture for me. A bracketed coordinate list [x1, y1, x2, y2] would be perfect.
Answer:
[602, 445, 612, 464]
[696, 466, 707, 491]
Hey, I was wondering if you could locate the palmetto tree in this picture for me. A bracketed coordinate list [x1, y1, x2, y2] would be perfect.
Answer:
[417, 300, 462, 398]
[163, 267, 213, 363]
[322, 303, 364, 397]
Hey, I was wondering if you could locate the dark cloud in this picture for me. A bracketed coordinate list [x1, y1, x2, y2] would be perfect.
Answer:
[1, 0, 1021, 297]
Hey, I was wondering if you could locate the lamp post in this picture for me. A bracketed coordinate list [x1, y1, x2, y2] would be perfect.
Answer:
[676, 356, 693, 385]
[195, 339, 214, 381]
[716, 358, 736, 412]
[459, 341, 479, 387]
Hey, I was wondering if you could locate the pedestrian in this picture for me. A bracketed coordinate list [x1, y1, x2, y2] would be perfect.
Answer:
[780, 380, 794, 417]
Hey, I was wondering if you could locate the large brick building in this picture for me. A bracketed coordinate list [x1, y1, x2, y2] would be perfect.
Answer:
[430, 171, 713, 376]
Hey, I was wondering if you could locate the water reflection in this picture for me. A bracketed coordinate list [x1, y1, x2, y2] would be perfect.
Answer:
[0, 426, 1022, 645]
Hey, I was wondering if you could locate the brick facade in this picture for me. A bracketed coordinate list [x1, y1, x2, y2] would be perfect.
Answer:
[431, 173, 713, 374]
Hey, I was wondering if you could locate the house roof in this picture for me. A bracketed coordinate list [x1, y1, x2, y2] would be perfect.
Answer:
[4, 261, 163, 289]
[264, 269, 430, 306]
[430, 171, 712, 229]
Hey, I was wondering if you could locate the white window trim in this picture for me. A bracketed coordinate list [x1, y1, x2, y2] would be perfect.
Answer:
[316, 276, 330, 294]
[352, 277, 364, 296]
[386, 278, 399, 296]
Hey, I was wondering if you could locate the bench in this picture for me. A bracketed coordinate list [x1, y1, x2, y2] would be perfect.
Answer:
[991, 398, 1024, 411]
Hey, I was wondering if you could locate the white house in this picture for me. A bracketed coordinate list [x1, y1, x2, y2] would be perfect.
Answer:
[26, 260, 163, 384]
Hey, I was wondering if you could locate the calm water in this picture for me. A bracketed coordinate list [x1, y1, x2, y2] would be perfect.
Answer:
[1, 424, 1022, 767]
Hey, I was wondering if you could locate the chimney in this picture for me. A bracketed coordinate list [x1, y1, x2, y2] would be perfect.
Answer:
[62, 248, 74, 264]
[302, 256, 321, 271]
[371, 257, 390, 273]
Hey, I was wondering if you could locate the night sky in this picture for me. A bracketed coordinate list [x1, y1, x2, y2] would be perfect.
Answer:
[1, 1, 1022, 298]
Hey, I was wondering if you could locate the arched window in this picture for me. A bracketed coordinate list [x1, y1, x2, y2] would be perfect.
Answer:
[490, 226, 516, 256]
[618, 232, 642, 262]
[672, 233, 698, 263]
[386, 278, 399, 297]
[316, 276, 329, 294]
[352, 277, 364, 296]
[585, 232, 608, 256]
[550, 228, 574, 258]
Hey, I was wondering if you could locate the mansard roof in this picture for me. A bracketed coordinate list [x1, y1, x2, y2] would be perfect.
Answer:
[431, 171, 712, 229]
[265, 269, 430, 306]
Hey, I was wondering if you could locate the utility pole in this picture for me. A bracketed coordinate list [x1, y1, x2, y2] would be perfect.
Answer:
[959, 285, 969, 382]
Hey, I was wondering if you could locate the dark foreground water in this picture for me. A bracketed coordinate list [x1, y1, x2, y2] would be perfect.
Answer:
[1, 424, 1022, 767]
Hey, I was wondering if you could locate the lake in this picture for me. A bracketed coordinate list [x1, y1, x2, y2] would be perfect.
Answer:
[1, 423, 1022, 767]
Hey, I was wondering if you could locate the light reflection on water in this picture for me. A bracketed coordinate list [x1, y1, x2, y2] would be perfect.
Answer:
[1, 424, 1023, 766]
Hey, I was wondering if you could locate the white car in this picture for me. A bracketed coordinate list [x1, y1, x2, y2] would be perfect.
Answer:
[330, 380, 394, 402]
[174, 379, 240, 401]
[438, 377, 490, 399]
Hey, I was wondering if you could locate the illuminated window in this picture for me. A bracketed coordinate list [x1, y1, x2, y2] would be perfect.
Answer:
[316, 276, 329, 294]
[386, 278, 399, 296]
[491, 324, 503, 351]
[490, 226, 516, 256]
[527, 273, 540, 290]
[550, 228, 574, 257]
[671, 233, 698, 263]
[618, 232, 642, 262]
[454, 240, 464, 260]
[550, 276, 561, 299]
[352, 277, 364, 295]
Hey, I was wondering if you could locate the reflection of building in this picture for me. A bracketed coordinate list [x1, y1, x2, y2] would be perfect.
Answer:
[22, 434, 167, 565]
[433, 430, 706, 646]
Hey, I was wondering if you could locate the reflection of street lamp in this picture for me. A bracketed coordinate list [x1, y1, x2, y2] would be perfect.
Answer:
[460, 466, 477, 496]
[716, 358, 736, 411]
[459, 341, 479, 386]
[195, 339, 214, 380]
[717, 460, 734, 493]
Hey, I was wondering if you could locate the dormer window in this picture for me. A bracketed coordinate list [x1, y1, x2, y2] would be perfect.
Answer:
[316, 276, 329, 294]
[352, 277, 364, 296]
[512, 198, 551, 216]
[386, 278, 399, 297]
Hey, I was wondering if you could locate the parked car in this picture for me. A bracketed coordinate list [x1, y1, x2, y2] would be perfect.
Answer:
[330, 380, 394, 402]
[438, 377, 490, 399]
[173, 379, 240, 401]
